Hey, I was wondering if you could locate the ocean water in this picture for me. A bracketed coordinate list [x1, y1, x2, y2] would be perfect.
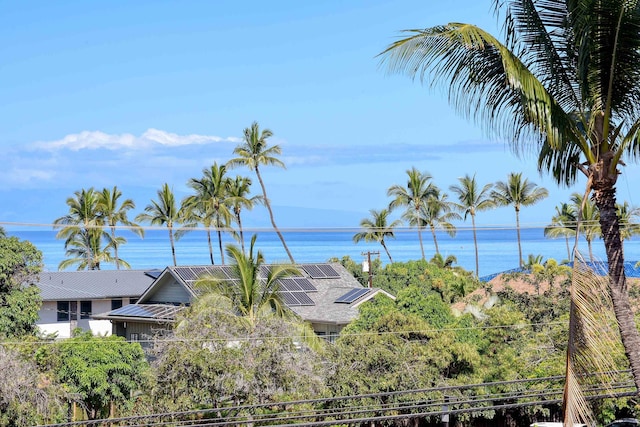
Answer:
[8, 226, 639, 279]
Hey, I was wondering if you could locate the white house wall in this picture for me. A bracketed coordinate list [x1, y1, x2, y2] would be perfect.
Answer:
[38, 298, 133, 339]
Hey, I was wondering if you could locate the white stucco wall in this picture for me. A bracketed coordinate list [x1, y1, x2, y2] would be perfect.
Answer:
[37, 299, 127, 339]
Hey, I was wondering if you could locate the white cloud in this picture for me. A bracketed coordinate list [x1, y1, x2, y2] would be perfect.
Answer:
[141, 128, 242, 146]
[31, 129, 241, 152]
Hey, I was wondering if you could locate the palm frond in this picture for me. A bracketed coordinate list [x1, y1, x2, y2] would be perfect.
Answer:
[563, 252, 619, 426]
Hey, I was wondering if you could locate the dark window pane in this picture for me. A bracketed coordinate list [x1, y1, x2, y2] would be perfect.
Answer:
[111, 299, 123, 310]
[80, 301, 92, 319]
[70, 301, 77, 321]
[57, 301, 69, 322]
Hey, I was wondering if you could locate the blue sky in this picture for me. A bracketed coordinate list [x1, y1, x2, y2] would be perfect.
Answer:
[2, 0, 639, 232]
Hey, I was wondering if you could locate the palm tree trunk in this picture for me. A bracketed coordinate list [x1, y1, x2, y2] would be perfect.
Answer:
[255, 167, 295, 263]
[565, 235, 571, 260]
[471, 214, 479, 277]
[111, 226, 120, 270]
[417, 226, 425, 260]
[168, 226, 177, 266]
[217, 228, 225, 265]
[515, 208, 523, 268]
[206, 227, 214, 264]
[593, 186, 640, 393]
[430, 224, 440, 255]
[587, 238, 594, 262]
[236, 211, 245, 254]
[380, 239, 393, 263]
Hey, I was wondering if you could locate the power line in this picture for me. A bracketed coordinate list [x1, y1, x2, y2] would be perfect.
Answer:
[35, 372, 637, 427]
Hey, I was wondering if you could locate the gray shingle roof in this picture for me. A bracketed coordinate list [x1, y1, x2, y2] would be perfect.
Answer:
[37, 270, 158, 301]
[94, 263, 393, 326]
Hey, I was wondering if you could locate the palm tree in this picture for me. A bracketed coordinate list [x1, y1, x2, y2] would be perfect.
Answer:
[545, 203, 578, 261]
[194, 235, 299, 328]
[227, 122, 294, 263]
[387, 167, 435, 260]
[183, 163, 233, 265]
[54, 188, 107, 270]
[96, 186, 144, 270]
[449, 174, 494, 277]
[491, 173, 549, 267]
[58, 229, 118, 271]
[430, 253, 457, 269]
[617, 201, 640, 241]
[353, 208, 402, 263]
[136, 184, 188, 266]
[379, 0, 640, 392]
[227, 175, 263, 254]
[571, 193, 601, 262]
[421, 187, 460, 255]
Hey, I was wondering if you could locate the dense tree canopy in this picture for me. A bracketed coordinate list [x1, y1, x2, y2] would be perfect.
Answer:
[0, 235, 43, 339]
[36, 330, 150, 420]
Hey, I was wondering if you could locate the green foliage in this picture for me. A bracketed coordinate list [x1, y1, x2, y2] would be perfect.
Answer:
[36, 330, 150, 419]
[371, 259, 479, 303]
[152, 302, 327, 413]
[0, 346, 66, 426]
[395, 286, 455, 328]
[0, 235, 43, 339]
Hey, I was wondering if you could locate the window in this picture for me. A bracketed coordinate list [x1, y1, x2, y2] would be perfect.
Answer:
[111, 299, 123, 310]
[57, 301, 69, 322]
[80, 301, 92, 319]
[129, 333, 139, 342]
[130, 298, 139, 304]
[70, 301, 77, 321]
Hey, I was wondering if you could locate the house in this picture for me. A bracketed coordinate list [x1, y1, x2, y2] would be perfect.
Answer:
[93, 262, 394, 342]
[36, 270, 158, 338]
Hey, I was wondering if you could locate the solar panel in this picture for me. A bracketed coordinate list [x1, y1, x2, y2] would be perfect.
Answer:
[279, 292, 299, 306]
[260, 265, 272, 277]
[302, 264, 340, 279]
[175, 267, 198, 281]
[191, 266, 209, 277]
[145, 270, 162, 279]
[317, 264, 340, 278]
[278, 291, 315, 306]
[278, 278, 302, 291]
[219, 265, 235, 279]
[335, 288, 370, 304]
[291, 292, 314, 305]
[293, 277, 317, 292]
[301, 264, 325, 278]
[109, 304, 183, 320]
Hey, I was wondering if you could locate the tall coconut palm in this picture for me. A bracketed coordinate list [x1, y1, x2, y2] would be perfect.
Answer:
[421, 187, 461, 255]
[194, 235, 299, 328]
[545, 203, 578, 261]
[227, 122, 294, 263]
[58, 229, 118, 271]
[227, 175, 263, 254]
[183, 163, 233, 265]
[353, 208, 402, 263]
[617, 201, 640, 241]
[387, 167, 435, 260]
[449, 174, 495, 277]
[571, 193, 601, 262]
[96, 186, 144, 270]
[379, 0, 640, 391]
[54, 188, 108, 270]
[136, 184, 188, 266]
[491, 172, 549, 267]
